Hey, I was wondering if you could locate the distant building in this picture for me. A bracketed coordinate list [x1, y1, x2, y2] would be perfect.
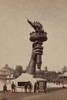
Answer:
[57, 72, 67, 84]
[0, 64, 14, 80]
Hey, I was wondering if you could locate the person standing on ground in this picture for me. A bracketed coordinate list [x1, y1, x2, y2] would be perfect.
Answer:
[43, 81, 47, 93]
[11, 82, 16, 93]
[24, 83, 28, 93]
[28, 81, 32, 92]
[34, 82, 37, 92]
[3, 83, 7, 93]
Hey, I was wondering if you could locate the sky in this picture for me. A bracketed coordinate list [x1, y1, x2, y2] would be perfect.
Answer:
[0, 0, 67, 71]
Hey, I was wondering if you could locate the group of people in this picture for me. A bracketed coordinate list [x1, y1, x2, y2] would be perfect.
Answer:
[24, 81, 32, 92]
[3, 82, 16, 93]
[24, 81, 46, 93]
[34, 82, 47, 93]
[3, 81, 32, 93]
[3, 81, 47, 93]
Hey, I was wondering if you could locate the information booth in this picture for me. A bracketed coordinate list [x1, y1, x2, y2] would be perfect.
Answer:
[12, 73, 47, 92]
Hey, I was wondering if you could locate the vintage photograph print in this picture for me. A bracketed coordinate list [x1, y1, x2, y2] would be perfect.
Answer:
[0, 0, 67, 100]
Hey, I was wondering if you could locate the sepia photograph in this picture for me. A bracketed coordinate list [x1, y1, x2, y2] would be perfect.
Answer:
[0, 0, 67, 100]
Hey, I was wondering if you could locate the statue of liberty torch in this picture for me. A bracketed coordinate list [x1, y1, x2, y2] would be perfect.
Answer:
[26, 19, 48, 74]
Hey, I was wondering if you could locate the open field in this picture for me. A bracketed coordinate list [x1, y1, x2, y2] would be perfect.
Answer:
[0, 88, 67, 100]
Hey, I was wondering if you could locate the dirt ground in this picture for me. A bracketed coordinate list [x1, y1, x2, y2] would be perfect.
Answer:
[0, 88, 67, 100]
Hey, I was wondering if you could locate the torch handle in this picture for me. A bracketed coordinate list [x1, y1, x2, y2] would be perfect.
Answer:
[37, 54, 42, 69]
[36, 42, 43, 69]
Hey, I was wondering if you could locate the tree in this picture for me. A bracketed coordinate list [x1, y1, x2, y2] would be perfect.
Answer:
[13, 65, 23, 78]
[62, 66, 67, 73]
[44, 66, 48, 72]
[15, 65, 23, 74]
[57, 71, 62, 75]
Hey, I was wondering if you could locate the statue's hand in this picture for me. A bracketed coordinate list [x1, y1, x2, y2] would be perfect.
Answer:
[31, 41, 43, 61]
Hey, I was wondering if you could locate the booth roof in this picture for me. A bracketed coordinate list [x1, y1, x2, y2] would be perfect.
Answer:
[12, 73, 46, 84]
